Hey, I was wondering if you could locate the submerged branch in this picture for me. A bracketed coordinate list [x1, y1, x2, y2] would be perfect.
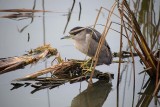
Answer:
[113, 51, 138, 58]
[11, 58, 114, 93]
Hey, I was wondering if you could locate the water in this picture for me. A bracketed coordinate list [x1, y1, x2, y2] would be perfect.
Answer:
[0, 0, 158, 107]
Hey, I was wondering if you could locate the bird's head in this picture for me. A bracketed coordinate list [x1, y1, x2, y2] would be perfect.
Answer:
[61, 26, 86, 40]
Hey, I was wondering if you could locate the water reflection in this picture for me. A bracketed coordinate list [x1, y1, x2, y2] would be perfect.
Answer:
[71, 80, 112, 107]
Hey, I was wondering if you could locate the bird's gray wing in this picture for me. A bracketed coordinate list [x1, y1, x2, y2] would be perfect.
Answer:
[86, 27, 110, 50]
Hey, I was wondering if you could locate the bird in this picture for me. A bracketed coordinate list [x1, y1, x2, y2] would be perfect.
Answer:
[61, 26, 112, 65]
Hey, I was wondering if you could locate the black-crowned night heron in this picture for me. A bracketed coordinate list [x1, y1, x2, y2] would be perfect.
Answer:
[61, 26, 112, 65]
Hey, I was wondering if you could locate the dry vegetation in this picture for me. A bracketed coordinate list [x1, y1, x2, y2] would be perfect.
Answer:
[0, 0, 159, 107]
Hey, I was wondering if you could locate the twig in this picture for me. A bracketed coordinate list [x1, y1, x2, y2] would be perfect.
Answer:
[63, 0, 75, 34]
[78, 2, 82, 21]
[90, 2, 117, 84]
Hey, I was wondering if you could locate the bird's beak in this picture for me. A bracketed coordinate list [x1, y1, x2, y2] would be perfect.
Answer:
[61, 35, 73, 39]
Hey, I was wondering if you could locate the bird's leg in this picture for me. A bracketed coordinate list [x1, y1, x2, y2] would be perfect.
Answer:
[81, 58, 93, 74]
[81, 58, 92, 68]
[80, 58, 94, 85]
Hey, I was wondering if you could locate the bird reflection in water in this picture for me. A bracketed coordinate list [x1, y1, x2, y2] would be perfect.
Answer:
[71, 80, 112, 107]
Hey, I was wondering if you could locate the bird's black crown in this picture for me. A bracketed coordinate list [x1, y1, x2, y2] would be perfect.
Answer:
[69, 26, 85, 35]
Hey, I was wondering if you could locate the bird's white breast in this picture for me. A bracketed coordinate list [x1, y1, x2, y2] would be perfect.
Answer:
[73, 34, 91, 54]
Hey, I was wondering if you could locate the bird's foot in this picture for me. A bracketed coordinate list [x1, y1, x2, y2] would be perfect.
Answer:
[81, 58, 92, 68]
[82, 67, 93, 75]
